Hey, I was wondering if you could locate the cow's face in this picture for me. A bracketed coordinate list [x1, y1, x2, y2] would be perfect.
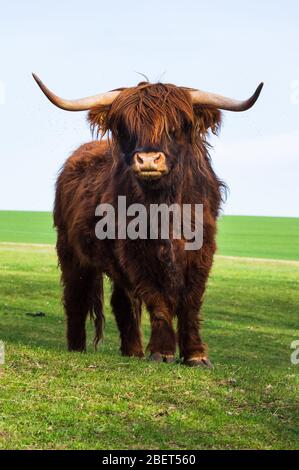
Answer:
[99, 82, 221, 186]
[107, 83, 195, 184]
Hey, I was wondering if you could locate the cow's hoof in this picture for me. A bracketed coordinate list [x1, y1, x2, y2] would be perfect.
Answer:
[148, 352, 163, 362]
[148, 353, 175, 363]
[184, 356, 213, 368]
[163, 355, 176, 364]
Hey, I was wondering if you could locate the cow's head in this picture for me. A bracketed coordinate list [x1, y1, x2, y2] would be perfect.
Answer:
[33, 74, 263, 186]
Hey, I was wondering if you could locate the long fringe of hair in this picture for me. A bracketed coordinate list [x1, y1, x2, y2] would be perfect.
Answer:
[88, 82, 227, 201]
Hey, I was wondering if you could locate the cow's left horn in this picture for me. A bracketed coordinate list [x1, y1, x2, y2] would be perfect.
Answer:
[32, 73, 121, 111]
[189, 82, 264, 111]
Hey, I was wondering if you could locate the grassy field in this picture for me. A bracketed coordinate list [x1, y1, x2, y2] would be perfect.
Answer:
[0, 211, 56, 245]
[217, 215, 299, 261]
[0, 212, 298, 449]
[0, 210, 299, 260]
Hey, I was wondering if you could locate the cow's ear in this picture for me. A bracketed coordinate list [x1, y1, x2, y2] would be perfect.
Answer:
[88, 106, 111, 138]
[193, 106, 222, 137]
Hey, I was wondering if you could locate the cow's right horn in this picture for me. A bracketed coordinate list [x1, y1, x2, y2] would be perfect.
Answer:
[32, 73, 121, 111]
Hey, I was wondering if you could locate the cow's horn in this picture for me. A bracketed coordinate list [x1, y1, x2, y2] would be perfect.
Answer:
[190, 82, 264, 111]
[32, 73, 120, 111]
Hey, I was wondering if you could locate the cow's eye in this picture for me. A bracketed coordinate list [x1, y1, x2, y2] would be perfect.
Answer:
[169, 128, 178, 139]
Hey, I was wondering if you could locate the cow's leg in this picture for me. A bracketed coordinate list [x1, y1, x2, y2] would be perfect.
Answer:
[56, 227, 105, 352]
[92, 273, 105, 349]
[177, 257, 213, 368]
[111, 284, 144, 357]
[144, 294, 176, 363]
[177, 298, 211, 368]
[61, 263, 97, 352]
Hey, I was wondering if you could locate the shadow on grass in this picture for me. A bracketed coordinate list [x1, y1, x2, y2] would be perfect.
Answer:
[0, 304, 294, 370]
[0, 256, 297, 370]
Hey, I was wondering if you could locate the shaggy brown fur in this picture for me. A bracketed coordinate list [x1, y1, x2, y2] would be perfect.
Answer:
[54, 82, 226, 366]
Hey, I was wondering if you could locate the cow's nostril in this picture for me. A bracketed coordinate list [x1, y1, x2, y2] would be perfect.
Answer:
[136, 154, 143, 164]
[154, 154, 162, 164]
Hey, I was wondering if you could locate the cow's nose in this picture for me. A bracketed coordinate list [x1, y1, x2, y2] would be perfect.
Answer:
[134, 152, 166, 171]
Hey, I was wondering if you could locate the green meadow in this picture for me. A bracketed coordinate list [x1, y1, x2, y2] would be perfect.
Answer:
[0, 210, 298, 260]
[0, 211, 298, 449]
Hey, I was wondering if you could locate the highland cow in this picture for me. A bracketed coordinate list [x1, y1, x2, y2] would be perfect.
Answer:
[33, 74, 263, 366]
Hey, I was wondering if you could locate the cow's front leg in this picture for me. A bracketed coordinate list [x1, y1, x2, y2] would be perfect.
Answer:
[177, 260, 213, 368]
[145, 295, 176, 363]
[177, 303, 212, 368]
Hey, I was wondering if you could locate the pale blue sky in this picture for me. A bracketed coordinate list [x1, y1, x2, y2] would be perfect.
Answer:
[0, 0, 298, 215]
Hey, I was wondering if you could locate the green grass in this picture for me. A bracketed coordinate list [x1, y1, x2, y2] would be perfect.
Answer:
[0, 211, 298, 260]
[0, 243, 298, 449]
[217, 215, 299, 261]
[0, 211, 298, 449]
[0, 211, 56, 245]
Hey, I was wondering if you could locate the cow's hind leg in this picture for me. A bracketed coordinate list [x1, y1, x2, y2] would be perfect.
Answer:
[62, 263, 101, 352]
[111, 284, 144, 357]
